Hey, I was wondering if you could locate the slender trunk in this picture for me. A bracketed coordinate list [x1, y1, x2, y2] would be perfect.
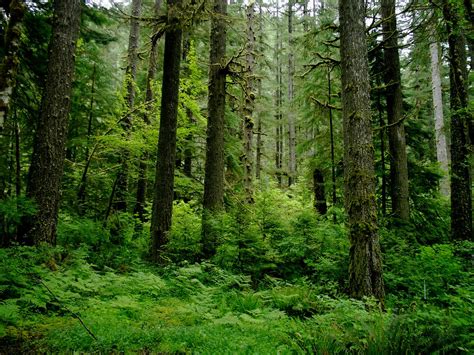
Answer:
[182, 33, 194, 179]
[14, 120, 20, 198]
[114, 0, 142, 212]
[0, 0, 25, 130]
[242, 1, 255, 202]
[20, 0, 81, 245]
[287, 0, 296, 186]
[313, 168, 327, 215]
[377, 88, 387, 215]
[441, 0, 472, 240]
[255, 2, 263, 180]
[134, 0, 161, 222]
[381, 0, 410, 221]
[150, 0, 182, 262]
[328, 68, 336, 222]
[0, 0, 25, 200]
[275, 0, 283, 187]
[339, 0, 384, 301]
[429, 40, 450, 196]
[77, 64, 96, 213]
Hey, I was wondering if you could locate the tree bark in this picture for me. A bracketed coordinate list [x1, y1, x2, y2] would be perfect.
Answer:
[313, 168, 327, 215]
[255, 2, 263, 180]
[275, 0, 283, 187]
[0, 0, 25, 200]
[242, 0, 255, 202]
[201, 0, 227, 258]
[429, 39, 450, 197]
[134, 0, 161, 222]
[441, 0, 473, 240]
[328, 69, 336, 222]
[381, 0, 410, 221]
[150, 0, 182, 262]
[20, 0, 81, 245]
[287, 0, 296, 186]
[339, 0, 384, 301]
[114, 0, 142, 212]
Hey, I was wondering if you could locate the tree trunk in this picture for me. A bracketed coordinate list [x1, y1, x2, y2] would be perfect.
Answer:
[134, 0, 161, 222]
[114, 0, 142, 212]
[242, 0, 255, 202]
[275, 0, 283, 187]
[20, 0, 81, 245]
[287, 0, 296, 186]
[429, 40, 450, 197]
[201, 0, 227, 259]
[313, 168, 327, 215]
[0, 0, 25, 200]
[441, 0, 473, 240]
[150, 0, 182, 262]
[328, 69, 336, 222]
[255, 2, 263, 180]
[381, 0, 410, 221]
[339, 0, 384, 301]
[0, 0, 25, 130]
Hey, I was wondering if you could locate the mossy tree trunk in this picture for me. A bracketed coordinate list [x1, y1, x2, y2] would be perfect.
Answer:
[20, 0, 81, 245]
[339, 0, 384, 301]
[201, 0, 227, 258]
[150, 0, 182, 262]
[441, 0, 473, 240]
[381, 0, 410, 220]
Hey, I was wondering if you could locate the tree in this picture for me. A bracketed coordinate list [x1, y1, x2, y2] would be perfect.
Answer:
[201, 0, 227, 258]
[134, 0, 161, 222]
[339, 0, 384, 300]
[150, 0, 183, 261]
[441, 0, 472, 240]
[429, 39, 449, 196]
[381, 0, 410, 220]
[113, 0, 142, 212]
[287, 0, 296, 186]
[20, 0, 81, 245]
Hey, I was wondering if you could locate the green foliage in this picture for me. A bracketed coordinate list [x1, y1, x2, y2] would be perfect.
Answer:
[0, 196, 36, 242]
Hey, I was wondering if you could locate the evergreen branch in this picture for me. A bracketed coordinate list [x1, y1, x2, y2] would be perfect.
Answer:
[310, 96, 341, 111]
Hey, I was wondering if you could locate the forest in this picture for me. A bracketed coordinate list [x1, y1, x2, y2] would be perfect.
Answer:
[0, 0, 472, 352]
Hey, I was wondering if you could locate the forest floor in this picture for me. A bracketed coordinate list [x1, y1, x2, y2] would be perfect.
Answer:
[0, 231, 472, 353]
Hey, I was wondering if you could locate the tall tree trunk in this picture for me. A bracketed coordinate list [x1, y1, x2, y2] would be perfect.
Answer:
[255, 2, 263, 180]
[114, 0, 142, 212]
[150, 0, 182, 262]
[0, 0, 25, 200]
[20, 0, 81, 245]
[242, 0, 255, 202]
[381, 0, 410, 221]
[77, 64, 96, 213]
[377, 86, 387, 216]
[201, 0, 227, 259]
[441, 0, 472, 240]
[429, 40, 450, 196]
[134, 0, 161, 222]
[339, 0, 384, 301]
[328, 68, 336, 222]
[287, 0, 296, 186]
[0, 0, 25, 130]
[275, 0, 283, 187]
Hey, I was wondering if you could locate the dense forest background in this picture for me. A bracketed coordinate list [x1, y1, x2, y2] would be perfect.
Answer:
[0, 0, 472, 352]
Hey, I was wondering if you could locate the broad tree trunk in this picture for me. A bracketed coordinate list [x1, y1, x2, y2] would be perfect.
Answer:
[201, 0, 227, 259]
[287, 0, 296, 186]
[20, 0, 81, 245]
[114, 0, 142, 212]
[441, 0, 472, 240]
[150, 0, 182, 262]
[134, 0, 161, 222]
[381, 0, 410, 221]
[242, 1, 256, 202]
[429, 40, 450, 196]
[339, 0, 384, 301]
